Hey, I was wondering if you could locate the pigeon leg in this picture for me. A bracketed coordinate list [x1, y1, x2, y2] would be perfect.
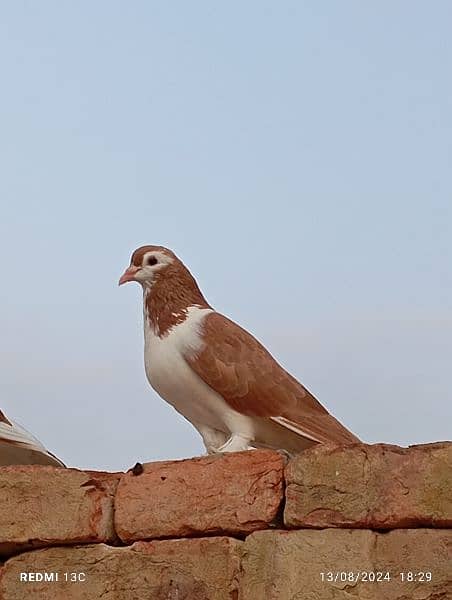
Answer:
[193, 423, 228, 454]
[216, 434, 251, 453]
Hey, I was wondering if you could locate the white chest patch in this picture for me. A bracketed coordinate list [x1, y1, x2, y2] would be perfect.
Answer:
[143, 305, 255, 439]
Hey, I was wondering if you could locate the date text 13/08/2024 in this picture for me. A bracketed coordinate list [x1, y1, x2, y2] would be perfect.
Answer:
[320, 572, 432, 584]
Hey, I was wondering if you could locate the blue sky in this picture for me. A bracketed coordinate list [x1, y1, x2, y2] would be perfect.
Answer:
[1, 2, 451, 470]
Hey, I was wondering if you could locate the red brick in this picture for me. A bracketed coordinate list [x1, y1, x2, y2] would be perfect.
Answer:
[115, 449, 284, 542]
[284, 442, 452, 528]
[241, 528, 452, 600]
[0, 537, 242, 599]
[0, 466, 119, 556]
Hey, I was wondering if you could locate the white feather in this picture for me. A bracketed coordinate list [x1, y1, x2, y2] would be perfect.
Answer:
[0, 412, 64, 467]
[143, 304, 255, 450]
[270, 415, 322, 444]
[0, 419, 47, 450]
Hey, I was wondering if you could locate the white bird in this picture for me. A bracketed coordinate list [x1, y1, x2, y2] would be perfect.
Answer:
[119, 245, 360, 455]
[0, 409, 64, 467]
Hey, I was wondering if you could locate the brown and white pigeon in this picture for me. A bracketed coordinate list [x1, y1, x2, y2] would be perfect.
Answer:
[0, 409, 64, 467]
[119, 245, 360, 455]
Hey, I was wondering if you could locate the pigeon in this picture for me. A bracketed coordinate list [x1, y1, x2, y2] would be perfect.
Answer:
[119, 245, 360, 455]
[0, 409, 65, 467]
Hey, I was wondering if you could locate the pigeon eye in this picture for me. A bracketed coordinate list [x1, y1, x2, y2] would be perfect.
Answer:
[147, 256, 158, 266]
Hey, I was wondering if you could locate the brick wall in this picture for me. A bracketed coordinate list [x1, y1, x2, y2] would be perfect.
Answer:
[0, 442, 450, 599]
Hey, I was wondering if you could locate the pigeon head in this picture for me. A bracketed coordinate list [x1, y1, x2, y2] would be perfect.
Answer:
[119, 244, 211, 335]
[118, 245, 177, 287]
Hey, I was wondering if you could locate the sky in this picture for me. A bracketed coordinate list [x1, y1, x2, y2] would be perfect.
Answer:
[0, 2, 451, 471]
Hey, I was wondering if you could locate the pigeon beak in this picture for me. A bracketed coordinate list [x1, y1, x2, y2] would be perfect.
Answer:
[118, 265, 140, 286]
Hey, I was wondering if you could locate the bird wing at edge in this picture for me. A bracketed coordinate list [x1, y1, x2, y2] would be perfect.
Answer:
[0, 410, 65, 467]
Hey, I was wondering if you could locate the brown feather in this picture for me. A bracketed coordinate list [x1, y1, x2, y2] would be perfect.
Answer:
[187, 312, 360, 446]
[0, 410, 12, 426]
[143, 254, 210, 337]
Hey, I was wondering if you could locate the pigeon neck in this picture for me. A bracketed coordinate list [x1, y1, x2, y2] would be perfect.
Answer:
[143, 267, 211, 337]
